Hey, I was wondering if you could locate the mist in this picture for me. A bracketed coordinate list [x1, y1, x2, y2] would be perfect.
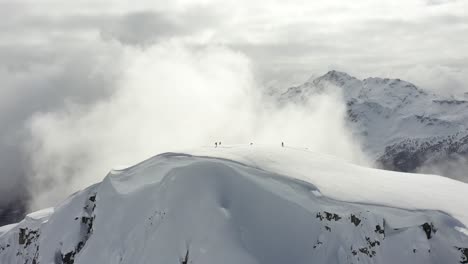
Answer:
[24, 40, 369, 210]
[417, 155, 468, 183]
[1, 0, 466, 222]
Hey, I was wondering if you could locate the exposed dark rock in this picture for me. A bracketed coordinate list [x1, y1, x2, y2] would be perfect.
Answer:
[181, 249, 189, 264]
[357, 246, 377, 258]
[18, 228, 40, 248]
[456, 247, 468, 264]
[379, 133, 468, 175]
[365, 237, 380, 247]
[81, 216, 94, 235]
[312, 240, 323, 249]
[433, 100, 468, 105]
[62, 251, 75, 264]
[316, 211, 341, 221]
[350, 214, 361, 226]
[375, 224, 385, 237]
[359, 247, 376, 257]
[421, 222, 436, 239]
[58, 192, 97, 264]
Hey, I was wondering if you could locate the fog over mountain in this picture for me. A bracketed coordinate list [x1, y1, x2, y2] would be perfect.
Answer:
[1, 0, 467, 227]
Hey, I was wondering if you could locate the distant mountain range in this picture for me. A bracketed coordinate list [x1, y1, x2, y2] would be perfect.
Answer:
[279, 70, 468, 179]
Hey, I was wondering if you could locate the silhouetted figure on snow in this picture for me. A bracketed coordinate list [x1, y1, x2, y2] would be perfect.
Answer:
[282, 142, 284, 147]
[219, 142, 221, 146]
[215, 142, 218, 148]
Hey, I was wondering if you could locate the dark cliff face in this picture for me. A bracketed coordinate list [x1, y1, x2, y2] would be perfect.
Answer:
[377, 133, 468, 178]
[347, 98, 468, 178]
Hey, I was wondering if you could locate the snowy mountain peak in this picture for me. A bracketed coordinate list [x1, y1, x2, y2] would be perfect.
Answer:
[280, 71, 468, 175]
[314, 70, 357, 84]
[315, 71, 429, 102]
[1, 146, 468, 264]
[302, 71, 430, 104]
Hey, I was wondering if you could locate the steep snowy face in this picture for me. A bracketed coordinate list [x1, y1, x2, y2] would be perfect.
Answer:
[1, 146, 468, 264]
[280, 71, 468, 174]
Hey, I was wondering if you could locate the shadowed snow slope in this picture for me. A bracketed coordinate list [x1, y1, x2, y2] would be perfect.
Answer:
[1, 145, 468, 264]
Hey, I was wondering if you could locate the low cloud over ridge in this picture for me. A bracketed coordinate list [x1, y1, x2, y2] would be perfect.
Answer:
[0, 0, 466, 220]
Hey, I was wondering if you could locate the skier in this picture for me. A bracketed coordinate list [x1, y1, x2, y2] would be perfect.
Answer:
[215, 142, 218, 148]
[219, 142, 221, 146]
[282, 142, 284, 147]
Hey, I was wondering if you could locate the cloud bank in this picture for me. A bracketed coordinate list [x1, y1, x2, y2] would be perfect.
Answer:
[25, 40, 369, 210]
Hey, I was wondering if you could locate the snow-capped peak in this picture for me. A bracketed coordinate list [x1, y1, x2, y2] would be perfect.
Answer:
[280, 71, 468, 176]
[311, 71, 429, 104]
[312, 70, 357, 84]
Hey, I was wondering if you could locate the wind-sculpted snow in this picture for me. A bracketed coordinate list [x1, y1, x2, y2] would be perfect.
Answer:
[280, 70, 468, 176]
[1, 146, 468, 263]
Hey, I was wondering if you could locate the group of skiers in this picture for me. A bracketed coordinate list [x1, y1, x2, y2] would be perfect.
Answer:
[215, 142, 285, 147]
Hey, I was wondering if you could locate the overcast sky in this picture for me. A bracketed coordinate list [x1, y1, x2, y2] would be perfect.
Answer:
[2, 0, 468, 88]
[0, 0, 467, 221]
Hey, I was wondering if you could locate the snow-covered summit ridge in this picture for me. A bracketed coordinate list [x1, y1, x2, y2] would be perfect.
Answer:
[1, 145, 468, 264]
[187, 145, 468, 225]
[280, 71, 468, 175]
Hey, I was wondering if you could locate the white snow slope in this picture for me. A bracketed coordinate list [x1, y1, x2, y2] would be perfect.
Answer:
[1, 145, 468, 264]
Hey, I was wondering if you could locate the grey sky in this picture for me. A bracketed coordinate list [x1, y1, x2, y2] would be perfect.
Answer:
[0, 0, 467, 221]
[2, 0, 467, 87]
